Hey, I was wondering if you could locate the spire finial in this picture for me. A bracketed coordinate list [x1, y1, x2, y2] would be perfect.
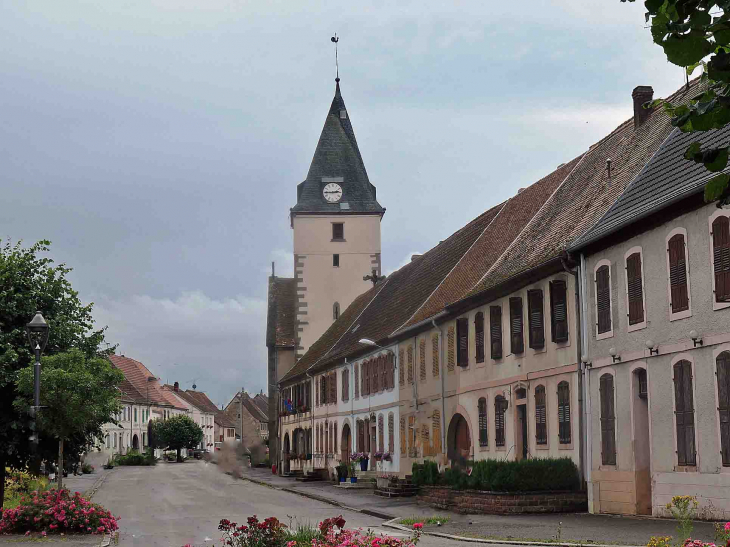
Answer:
[331, 34, 339, 82]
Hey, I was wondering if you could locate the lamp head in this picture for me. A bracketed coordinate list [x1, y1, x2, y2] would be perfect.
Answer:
[645, 340, 655, 350]
[609, 347, 617, 357]
[26, 311, 49, 353]
[358, 338, 377, 347]
[690, 330, 699, 340]
[581, 354, 588, 363]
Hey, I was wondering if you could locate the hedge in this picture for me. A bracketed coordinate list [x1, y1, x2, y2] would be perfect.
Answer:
[114, 450, 156, 466]
[411, 457, 580, 492]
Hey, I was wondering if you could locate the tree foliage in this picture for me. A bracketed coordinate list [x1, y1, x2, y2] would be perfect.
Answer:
[623, 0, 730, 204]
[14, 350, 123, 488]
[151, 415, 203, 461]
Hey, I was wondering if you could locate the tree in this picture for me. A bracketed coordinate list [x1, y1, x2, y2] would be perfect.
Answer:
[14, 350, 123, 490]
[152, 415, 203, 462]
[0, 240, 111, 505]
[624, 0, 730, 204]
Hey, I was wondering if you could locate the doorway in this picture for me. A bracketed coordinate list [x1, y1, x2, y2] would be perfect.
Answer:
[447, 414, 471, 466]
[132, 434, 139, 451]
[516, 404, 528, 460]
[283, 432, 290, 474]
[341, 423, 351, 464]
[633, 368, 651, 515]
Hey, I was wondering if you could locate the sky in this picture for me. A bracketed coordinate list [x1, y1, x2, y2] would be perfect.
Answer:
[1, 0, 684, 407]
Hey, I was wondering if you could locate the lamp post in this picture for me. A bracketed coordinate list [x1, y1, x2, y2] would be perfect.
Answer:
[26, 311, 49, 449]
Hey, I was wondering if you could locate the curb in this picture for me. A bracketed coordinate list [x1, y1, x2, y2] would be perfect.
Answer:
[86, 468, 113, 501]
[241, 475, 394, 520]
[381, 518, 643, 547]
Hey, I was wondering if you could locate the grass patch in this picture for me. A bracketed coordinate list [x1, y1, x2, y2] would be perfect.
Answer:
[454, 532, 630, 545]
[398, 516, 450, 526]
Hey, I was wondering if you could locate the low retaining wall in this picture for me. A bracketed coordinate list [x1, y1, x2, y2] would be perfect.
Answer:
[418, 486, 587, 514]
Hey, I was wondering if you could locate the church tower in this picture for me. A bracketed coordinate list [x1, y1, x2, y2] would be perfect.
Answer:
[291, 78, 384, 358]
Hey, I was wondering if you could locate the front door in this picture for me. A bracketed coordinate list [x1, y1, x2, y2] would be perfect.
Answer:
[517, 405, 528, 460]
[633, 368, 652, 514]
[341, 423, 351, 464]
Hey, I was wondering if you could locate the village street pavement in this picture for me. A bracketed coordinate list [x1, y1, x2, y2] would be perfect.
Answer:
[92, 461, 472, 547]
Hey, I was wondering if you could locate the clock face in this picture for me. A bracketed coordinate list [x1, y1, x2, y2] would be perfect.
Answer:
[323, 183, 343, 203]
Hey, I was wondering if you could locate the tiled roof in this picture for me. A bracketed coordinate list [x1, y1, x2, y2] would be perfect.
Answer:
[181, 390, 220, 415]
[291, 81, 383, 215]
[466, 79, 703, 298]
[266, 277, 297, 348]
[571, 123, 730, 250]
[109, 355, 186, 409]
[400, 155, 584, 330]
[215, 412, 236, 429]
[282, 202, 506, 380]
[252, 393, 269, 416]
[242, 394, 268, 423]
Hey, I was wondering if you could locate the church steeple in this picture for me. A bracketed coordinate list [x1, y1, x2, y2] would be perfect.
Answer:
[291, 80, 384, 216]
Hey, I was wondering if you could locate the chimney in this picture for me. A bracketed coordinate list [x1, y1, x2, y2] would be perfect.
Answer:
[632, 86, 654, 128]
[174, 381, 179, 392]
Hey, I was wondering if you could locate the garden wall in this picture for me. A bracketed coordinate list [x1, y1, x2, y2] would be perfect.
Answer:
[418, 486, 588, 514]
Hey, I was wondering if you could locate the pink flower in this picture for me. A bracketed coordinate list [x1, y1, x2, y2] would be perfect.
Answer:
[413, 523, 423, 530]
[287, 542, 297, 547]
[725, 523, 730, 532]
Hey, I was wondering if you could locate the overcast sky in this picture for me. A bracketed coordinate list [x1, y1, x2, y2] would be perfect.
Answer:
[2, 1, 683, 406]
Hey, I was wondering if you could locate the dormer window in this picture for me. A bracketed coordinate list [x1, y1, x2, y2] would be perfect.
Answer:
[340, 109, 347, 119]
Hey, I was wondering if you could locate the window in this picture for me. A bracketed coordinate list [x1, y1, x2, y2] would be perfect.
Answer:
[668, 233, 690, 314]
[334, 422, 337, 452]
[447, 326, 455, 371]
[457, 317, 469, 367]
[134, 408, 137, 423]
[674, 360, 696, 466]
[495, 396, 507, 447]
[599, 373, 616, 465]
[478, 397, 488, 447]
[320, 376, 326, 405]
[333, 254, 340, 267]
[432, 334, 440, 377]
[332, 223, 344, 240]
[557, 381, 571, 444]
[354, 363, 359, 398]
[716, 352, 730, 466]
[330, 372, 337, 403]
[626, 251, 645, 327]
[637, 369, 648, 399]
[372, 358, 380, 392]
[595, 264, 612, 337]
[342, 369, 349, 402]
[433, 410, 442, 454]
[399, 349, 405, 385]
[388, 413, 395, 453]
[419, 338, 427, 381]
[378, 414, 384, 452]
[713, 216, 730, 302]
[509, 297, 524, 354]
[407, 345, 414, 383]
[475, 312, 485, 363]
[363, 360, 369, 395]
[535, 385, 547, 445]
[400, 417, 406, 455]
[490, 306, 502, 359]
[527, 289, 545, 349]
[333, 302, 340, 320]
[550, 280, 569, 342]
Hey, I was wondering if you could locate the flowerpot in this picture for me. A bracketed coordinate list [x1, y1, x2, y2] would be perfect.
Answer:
[271, 464, 277, 475]
[350, 477, 357, 483]
[360, 459, 369, 472]
[339, 477, 346, 483]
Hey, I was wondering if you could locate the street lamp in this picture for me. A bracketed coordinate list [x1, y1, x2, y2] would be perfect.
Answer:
[26, 311, 49, 445]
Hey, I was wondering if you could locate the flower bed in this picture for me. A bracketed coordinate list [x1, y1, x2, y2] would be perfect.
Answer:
[0, 488, 119, 536]
[418, 485, 587, 514]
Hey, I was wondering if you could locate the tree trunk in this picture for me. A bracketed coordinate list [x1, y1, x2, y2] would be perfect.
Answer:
[176, 447, 181, 463]
[57, 438, 64, 491]
[0, 459, 6, 509]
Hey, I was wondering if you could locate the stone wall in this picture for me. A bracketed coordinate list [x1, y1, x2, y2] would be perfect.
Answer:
[418, 486, 587, 514]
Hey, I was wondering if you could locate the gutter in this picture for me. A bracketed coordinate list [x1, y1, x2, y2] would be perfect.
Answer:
[390, 311, 447, 339]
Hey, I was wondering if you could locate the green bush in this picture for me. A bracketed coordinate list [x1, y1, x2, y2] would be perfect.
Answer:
[412, 457, 580, 492]
[114, 450, 156, 466]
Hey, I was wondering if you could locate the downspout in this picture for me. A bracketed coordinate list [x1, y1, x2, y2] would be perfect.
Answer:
[580, 253, 592, 489]
[349, 358, 354, 458]
[277, 385, 283, 475]
[562, 255, 585, 486]
[306, 372, 314, 465]
[433, 319, 446, 456]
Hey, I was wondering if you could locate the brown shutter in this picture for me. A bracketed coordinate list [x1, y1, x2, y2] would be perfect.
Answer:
[331, 373, 337, 403]
[447, 327, 455, 371]
[378, 414, 384, 452]
[457, 317, 469, 367]
[674, 360, 696, 466]
[478, 397, 488, 447]
[419, 338, 427, 381]
[362, 361, 367, 396]
[509, 297, 524, 354]
[400, 417, 406, 455]
[490, 306, 502, 359]
[495, 396, 506, 447]
[535, 385, 547, 444]
[372, 357, 379, 393]
[388, 413, 394, 453]
[474, 312, 485, 363]
[432, 334, 440, 377]
[354, 363, 359, 398]
[528, 289, 545, 349]
[407, 346, 414, 383]
[557, 381, 571, 444]
[714, 217, 730, 302]
[399, 349, 405, 385]
[600, 374, 616, 465]
[717, 352, 730, 466]
[668, 234, 689, 312]
[316, 377, 320, 406]
[550, 280, 569, 342]
[626, 253, 645, 325]
[596, 265, 612, 334]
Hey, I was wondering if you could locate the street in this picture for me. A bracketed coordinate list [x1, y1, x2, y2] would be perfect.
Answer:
[92, 462, 469, 547]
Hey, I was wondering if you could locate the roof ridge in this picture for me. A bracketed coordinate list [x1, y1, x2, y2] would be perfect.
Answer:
[390, 199, 510, 336]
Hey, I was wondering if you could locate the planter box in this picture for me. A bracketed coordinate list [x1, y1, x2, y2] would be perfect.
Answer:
[417, 486, 587, 515]
[376, 477, 390, 489]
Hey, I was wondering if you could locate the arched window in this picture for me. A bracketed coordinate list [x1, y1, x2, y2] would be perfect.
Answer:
[333, 302, 340, 320]
[478, 397, 488, 447]
[535, 385, 547, 445]
[599, 374, 616, 465]
[475, 312, 485, 363]
[495, 396, 507, 447]
[558, 381, 571, 444]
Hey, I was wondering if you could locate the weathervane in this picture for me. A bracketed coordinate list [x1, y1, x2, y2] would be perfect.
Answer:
[363, 268, 382, 286]
[331, 34, 339, 81]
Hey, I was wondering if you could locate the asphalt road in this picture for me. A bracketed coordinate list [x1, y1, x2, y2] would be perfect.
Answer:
[92, 461, 469, 547]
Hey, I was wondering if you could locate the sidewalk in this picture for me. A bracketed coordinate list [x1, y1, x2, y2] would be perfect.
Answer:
[240, 467, 719, 546]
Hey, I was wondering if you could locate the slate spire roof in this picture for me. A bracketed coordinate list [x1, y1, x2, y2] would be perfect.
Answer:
[291, 80, 384, 215]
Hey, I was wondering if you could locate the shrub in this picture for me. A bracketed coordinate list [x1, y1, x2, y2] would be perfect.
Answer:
[412, 457, 580, 492]
[81, 463, 94, 474]
[114, 450, 156, 466]
[0, 488, 118, 535]
[3, 469, 49, 508]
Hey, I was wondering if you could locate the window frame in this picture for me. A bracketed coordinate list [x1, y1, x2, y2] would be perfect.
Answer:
[594, 259, 614, 340]
[509, 297, 524, 355]
[456, 317, 469, 368]
[490, 305, 503, 360]
[475, 311, 485, 363]
[332, 222, 345, 241]
[671, 355, 698, 469]
[534, 385, 547, 447]
[527, 288, 545, 350]
[599, 370, 617, 467]
[494, 395, 507, 449]
[478, 397, 488, 448]
[624, 247, 647, 332]
[550, 278, 570, 344]
[333, 254, 340, 268]
[709, 210, 730, 310]
[665, 228, 692, 321]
